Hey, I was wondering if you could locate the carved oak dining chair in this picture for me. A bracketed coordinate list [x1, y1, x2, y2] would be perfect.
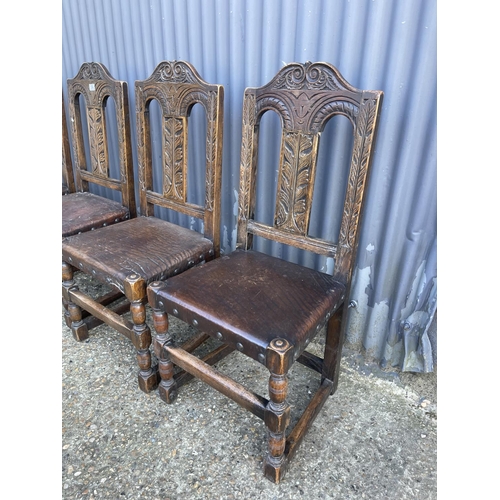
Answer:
[62, 62, 136, 237]
[62, 94, 75, 195]
[147, 62, 383, 482]
[62, 61, 224, 394]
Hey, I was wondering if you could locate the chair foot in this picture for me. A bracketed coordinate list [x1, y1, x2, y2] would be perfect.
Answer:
[158, 381, 177, 403]
[71, 321, 89, 342]
[138, 367, 159, 393]
[158, 357, 178, 403]
[263, 456, 288, 483]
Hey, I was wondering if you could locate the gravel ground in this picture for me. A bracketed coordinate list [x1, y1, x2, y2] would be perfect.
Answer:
[62, 273, 437, 500]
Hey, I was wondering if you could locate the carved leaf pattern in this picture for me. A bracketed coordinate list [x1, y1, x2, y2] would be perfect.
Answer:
[275, 134, 295, 227]
[238, 93, 256, 222]
[142, 86, 170, 115]
[275, 131, 314, 234]
[256, 95, 292, 130]
[163, 117, 185, 200]
[310, 100, 358, 133]
[294, 135, 314, 231]
[339, 99, 377, 250]
[115, 98, 128, 185]
[88, 107, 107, 176]
[205, 91, 217, 210]
[68, 98, 80, 172]
[136, 90, 147, 195]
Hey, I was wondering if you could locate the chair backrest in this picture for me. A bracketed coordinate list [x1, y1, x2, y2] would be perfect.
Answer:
[67, 62, 136, 216]
[135, 61, 224, 257]
[236, 61, 383, 286]
[62, 93, 75, 194]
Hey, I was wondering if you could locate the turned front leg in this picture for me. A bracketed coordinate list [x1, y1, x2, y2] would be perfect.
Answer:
[151, 305, 177, 404]
[124, 274, 157, 393]
[62, 260, 89, 341]
[264, 338, 294, 483]
[147, 281, 177, 403]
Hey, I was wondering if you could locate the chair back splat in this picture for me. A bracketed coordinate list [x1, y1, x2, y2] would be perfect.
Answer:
[62, 61, 223, 394]
[62, 62, 136, 237]
[135, 61, 224, 257]
[147, 61, 383, 482]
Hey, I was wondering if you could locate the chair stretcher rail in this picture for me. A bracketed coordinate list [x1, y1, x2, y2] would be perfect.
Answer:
[68, 288, 134, 342]
[166, 344, 268, 420]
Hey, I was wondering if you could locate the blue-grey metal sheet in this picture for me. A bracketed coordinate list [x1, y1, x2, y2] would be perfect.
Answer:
[62, 0, 437, 372]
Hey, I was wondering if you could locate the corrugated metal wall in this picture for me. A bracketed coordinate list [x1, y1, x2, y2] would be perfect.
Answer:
[62, 0, 437, 372]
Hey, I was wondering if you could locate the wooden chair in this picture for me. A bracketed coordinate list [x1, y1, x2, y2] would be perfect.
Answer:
[62, 61, 224, 394]
[62, 93, 76, 195]
[147, 62, 383, 482]
[62, 62, 136, 237]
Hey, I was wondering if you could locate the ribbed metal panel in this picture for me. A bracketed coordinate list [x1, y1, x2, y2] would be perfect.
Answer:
[62, 0, 437, 372]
